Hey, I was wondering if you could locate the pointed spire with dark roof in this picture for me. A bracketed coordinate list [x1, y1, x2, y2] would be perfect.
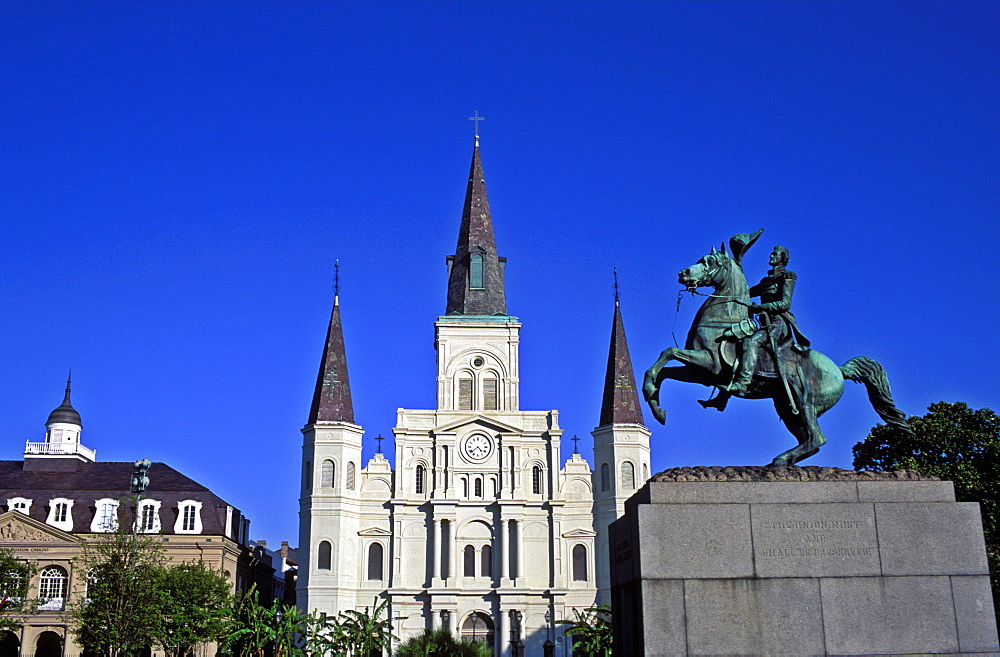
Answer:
[599, 277, 645, 426]
[47, 371, 82, 427]
[308, 267, 354, 424]
[445, 137, 508, 316]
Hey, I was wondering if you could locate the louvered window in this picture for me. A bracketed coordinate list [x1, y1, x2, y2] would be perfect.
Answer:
[458, 379, 473, 410]
[321, 460, 335, 488]
[483, 377, 498, 410]
[346, 462, 356, 490]
[621, 461, 636, 490]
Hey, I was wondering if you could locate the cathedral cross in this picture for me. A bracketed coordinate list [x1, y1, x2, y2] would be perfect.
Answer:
[375, 433, 384, 454]
[468, 110, 485, 138]
[571, 434, 580, 454]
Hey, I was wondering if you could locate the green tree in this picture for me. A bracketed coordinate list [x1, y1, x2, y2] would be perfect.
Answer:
[394, 627, 491, 657]
[158, 561, 232, 657]
[303, 610, 350, 657]
[339, 596, 397, 657]
[221, 586, 309, 657]
[556, 604, 612, 657]
[72, 508, 167, 657]
[853, 401, 1000, 609]
[0, 548, 35, 632]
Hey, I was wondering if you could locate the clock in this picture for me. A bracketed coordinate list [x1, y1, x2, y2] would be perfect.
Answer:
[463, 433, 493, 461]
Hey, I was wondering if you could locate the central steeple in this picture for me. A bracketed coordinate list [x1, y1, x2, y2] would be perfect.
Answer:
[445, 137, 508, 316]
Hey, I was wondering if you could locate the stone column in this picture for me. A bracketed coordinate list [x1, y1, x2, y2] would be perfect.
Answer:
[433, 518, 442, 581]
[497, 608, 508, 657]
[448, 519, 457, 584]
[500, 517, 509, 581]
[514, 520, 523, 580]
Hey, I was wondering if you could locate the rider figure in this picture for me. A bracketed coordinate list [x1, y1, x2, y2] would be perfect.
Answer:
[726, 245, 810, 396]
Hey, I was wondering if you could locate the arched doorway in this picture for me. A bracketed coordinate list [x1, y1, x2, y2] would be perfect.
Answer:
[460, 611, 494, 648]
[0, 631, 19, 657]
[35, 631, 62, 657]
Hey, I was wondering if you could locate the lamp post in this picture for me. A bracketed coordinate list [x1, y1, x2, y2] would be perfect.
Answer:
[471, 613, 480, 644]
[544, 609, 554, 657]
[510, 610, 524, 657]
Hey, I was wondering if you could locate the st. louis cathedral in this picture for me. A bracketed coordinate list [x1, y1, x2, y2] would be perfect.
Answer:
[298, 136, 651, 656]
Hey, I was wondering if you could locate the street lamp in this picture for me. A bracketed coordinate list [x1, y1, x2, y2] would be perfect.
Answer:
[471, 613, 480, 643]
[510, 610, 524, 657]
[544, 609, 554, 657]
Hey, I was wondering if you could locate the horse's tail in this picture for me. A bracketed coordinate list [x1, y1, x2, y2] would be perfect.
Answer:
[840, 356, 913, 435]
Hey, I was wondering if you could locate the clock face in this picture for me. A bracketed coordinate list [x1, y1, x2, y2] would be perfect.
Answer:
[463, 434, 493, 461]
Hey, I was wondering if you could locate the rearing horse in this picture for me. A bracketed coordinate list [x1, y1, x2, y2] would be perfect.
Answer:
[642, 241, 911, 466]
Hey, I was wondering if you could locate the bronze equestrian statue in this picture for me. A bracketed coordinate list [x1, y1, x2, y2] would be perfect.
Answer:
[642, 230, 911, 466]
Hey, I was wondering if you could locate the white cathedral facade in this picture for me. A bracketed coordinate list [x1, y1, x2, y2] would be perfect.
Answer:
[298, 137, 651, 656]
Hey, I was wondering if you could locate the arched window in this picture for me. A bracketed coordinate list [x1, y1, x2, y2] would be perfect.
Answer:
[367, 543, 384, 581]
[601, 463, 610, 492]
[532, 465, 542, 495]
[481, 544, 493, 577]
[464, 545, 476, 577]
[346, 462, 356, 490]
[321, 460, 335, 488]
[304, 461, 312, 491]
[491, 477, 498, 498]
[415, 465, 426, 495]
[38, 566, 67, 609]
[462, 478, 469, 498]
[621, 461, 635, 491]
[572, 544, 588, 582]
[643, 462, 649, 482]
[474, 478, 483, 497]
[317, 541, 332, 570]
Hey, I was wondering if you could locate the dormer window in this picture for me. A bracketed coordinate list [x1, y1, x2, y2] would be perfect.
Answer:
[469, 254, 484, 289]
[174, 500, 203, 534]
[135, 499, 161, 533]
[46, 498, 74, 531]
[91, 499, 119, 533]
[7, 498, 31, 514]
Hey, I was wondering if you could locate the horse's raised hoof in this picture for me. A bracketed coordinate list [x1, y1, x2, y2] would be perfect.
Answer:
[652, 406, 666, 425]
[642, 380, 655, 402]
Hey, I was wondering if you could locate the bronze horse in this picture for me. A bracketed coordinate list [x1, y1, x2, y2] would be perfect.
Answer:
[642, 238, 911, 466]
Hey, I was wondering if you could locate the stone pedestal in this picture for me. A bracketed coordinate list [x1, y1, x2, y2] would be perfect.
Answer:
[610, 468, 999, 656]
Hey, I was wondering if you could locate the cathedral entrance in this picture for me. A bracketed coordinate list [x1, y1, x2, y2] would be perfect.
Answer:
[460, 611, 494, 648]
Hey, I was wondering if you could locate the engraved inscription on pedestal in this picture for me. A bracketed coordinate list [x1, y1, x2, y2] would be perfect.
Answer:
[752, 503, 880, 577]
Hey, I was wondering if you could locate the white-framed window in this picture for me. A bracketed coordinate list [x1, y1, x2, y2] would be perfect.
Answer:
[135, 499, 161, 533]
[38, 566, 67, 610]
[174, 500, 203, 534]
[415, 464, 426, 495]
[7, 498, 31, 514]
[46, 498, 74, 531]
[91, 499, 119, 532]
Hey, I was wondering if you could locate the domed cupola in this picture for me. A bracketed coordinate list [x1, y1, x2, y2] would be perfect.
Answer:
[46, 375, 82, 427]
[26, 373, 95, 465]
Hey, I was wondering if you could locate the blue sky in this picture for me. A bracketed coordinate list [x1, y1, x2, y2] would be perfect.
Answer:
[2, 1, 998, 544]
